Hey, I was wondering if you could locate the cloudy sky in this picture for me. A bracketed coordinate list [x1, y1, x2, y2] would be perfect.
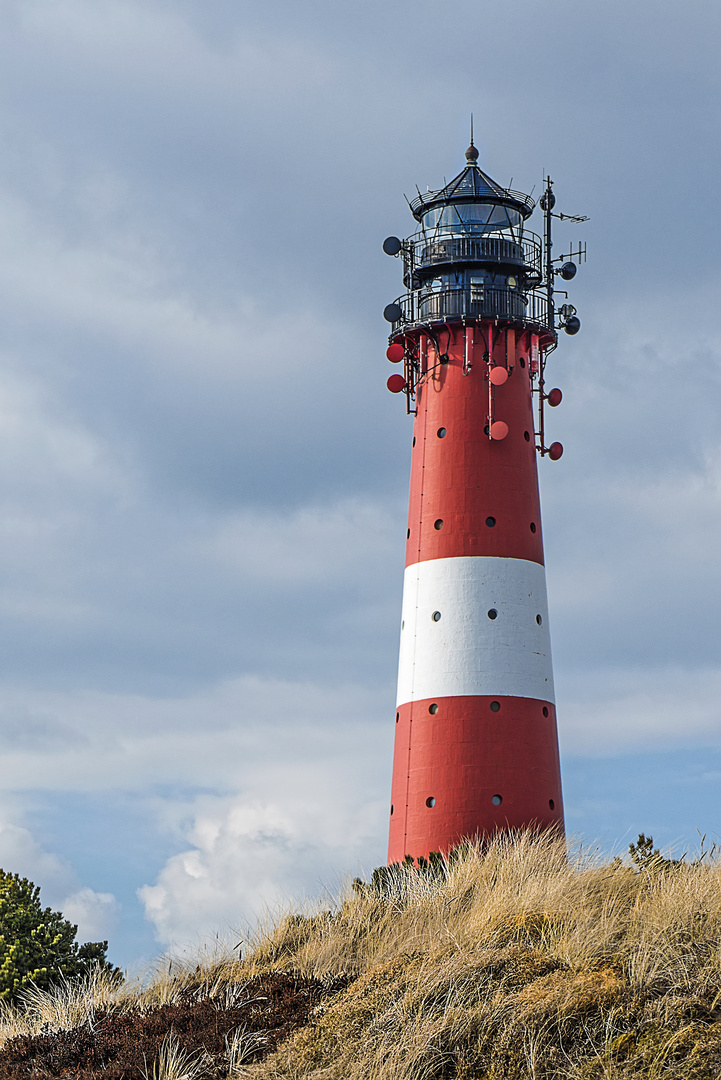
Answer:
[0, 0, 719, 967]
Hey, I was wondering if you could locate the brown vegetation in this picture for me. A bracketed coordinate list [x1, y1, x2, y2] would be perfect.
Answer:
[2, 832, 721, 1078]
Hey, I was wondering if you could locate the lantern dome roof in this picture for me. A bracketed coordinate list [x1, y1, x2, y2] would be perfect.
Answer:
[409, 148, 535, 223]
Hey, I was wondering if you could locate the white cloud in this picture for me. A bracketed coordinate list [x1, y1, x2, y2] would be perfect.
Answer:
[0, 821, 119, 943]
[60, 887, 119, 942]
[0, 822, 75, 892]
[139, 780, 384, 947]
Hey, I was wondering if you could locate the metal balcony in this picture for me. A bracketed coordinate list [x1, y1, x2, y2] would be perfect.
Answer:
[389, 284, 554, 335]
[407, 230, 542, 280]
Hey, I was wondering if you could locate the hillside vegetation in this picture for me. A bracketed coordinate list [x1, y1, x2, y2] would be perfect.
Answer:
[1, 831, 721, 1078]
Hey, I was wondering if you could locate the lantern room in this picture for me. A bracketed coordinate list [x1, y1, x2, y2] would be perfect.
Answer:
[384, 143, 551, 332]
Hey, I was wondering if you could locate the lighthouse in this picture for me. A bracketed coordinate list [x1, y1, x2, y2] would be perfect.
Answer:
[383, 139, 584, 864]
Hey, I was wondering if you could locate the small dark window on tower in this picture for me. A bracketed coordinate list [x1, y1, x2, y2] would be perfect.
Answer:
[490, 701, 501, 712]
[434, 519, 444, 530]
[485, 516, 496, 527]
[432, 611, 442, 622]
[487, 609, 498, 620]
[437, 427, 446, 438]
[407, 529, 410, 539]
[412, 437, 416, 447]
[519, 357, 526, 368]
[426, 796, 436, 808]
[548, 799, 555, 810]
[524, 431, 530, 442]
[536, 614, 543, 625]
[390, 805, 394, 815]
[530, 522, 536, 533]
[429, 703, 439, 714]
[542, 706, 549, 718]
[396, 712, 399, 723]
[492, 794, 503, 806]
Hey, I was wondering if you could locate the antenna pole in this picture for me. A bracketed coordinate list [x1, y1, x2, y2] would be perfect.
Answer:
[544, 176, 554, 333]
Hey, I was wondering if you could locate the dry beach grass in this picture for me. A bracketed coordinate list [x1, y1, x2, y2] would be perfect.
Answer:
[1, 831, 721, 1077]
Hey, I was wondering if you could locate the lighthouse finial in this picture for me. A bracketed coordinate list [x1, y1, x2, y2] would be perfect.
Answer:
[466, 114, 479, 164]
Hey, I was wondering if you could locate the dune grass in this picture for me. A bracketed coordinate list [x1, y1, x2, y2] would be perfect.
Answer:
[2, 831, 721, 1078]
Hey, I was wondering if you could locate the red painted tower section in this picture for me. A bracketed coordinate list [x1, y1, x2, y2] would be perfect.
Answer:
[382, 143, 584, 864]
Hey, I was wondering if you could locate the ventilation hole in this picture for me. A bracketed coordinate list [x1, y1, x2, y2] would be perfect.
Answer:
[426, 797, 436, 808]
[434, 519, 444, 530]
[490, 701, 501, 713]
[524, 430, 530, 442]
[396, 712, 399, 723]
[492, 794, 503, 806]
[485, 516, 496, 527]
[487, 608, 498, 620]
[432, 610, 441, 622]
[390, 805, 394, 815]
[412, 437, 416, 447]
[519, 357, 526, 368]
[542, 706, 549, 718]
[437, 427, 446, 438]
[429, 703, 439, 714]
[548, 799, 555, 811]
[530, 522, 536, 533]
[536, 614, 543, 625]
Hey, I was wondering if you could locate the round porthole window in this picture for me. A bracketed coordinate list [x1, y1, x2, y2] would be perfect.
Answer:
[437, 427, 446, 438]
[485, 516, 496, 528]
[487, 609, 498, 620]
[542, 706, 549, 718]
[536, 614, 543, 625]
[432, 611, 441, 622]
[492, 794, 503, 806]
[490, 701, 501, 713]
[549, 800, 555, 811]
[426, 797, 436, 808]
[429, 703, 439, 714]
[434, 519, 444, 530]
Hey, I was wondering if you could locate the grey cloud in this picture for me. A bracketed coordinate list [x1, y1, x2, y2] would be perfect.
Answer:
[0, 0, 716, 965]
[0, 708, 86, 752]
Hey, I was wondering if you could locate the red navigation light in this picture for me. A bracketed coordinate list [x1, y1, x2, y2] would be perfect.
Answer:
[548, 442, 564, 460]
[489, 367, 508, 386]
[387, 374, 407, 394]
[386, 343, 405, 363]
[489, 421, 509, 440]
[547, 388, 563, 407]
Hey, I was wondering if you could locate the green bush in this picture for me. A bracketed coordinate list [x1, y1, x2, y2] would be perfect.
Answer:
[0, 869, 117, 1003]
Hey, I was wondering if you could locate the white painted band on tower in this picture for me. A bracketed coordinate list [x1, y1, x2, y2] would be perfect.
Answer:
[396, 556, 555, 706]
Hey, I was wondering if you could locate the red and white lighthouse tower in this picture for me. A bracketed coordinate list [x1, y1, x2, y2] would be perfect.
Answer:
[383, 140, 584, 864]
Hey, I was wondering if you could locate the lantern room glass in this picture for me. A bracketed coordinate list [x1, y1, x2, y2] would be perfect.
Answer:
[421, 202, 522, 235]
